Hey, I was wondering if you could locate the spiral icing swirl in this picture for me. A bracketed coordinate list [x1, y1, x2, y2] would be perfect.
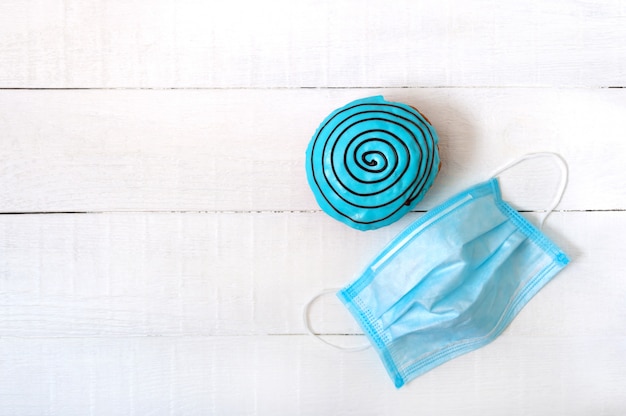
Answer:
[306, 96, 440, 231]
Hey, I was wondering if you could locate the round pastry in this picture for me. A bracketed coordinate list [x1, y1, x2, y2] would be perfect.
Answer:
[305, 95, 440, 231]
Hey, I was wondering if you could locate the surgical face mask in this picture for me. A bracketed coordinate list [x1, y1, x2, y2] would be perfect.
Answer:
[304, 153, 570, 388]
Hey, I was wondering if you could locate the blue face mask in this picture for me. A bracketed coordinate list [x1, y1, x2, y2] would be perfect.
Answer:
[304, 153, 570, 388]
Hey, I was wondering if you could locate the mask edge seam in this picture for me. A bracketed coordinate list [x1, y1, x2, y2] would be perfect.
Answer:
[337, 289, 405, 386]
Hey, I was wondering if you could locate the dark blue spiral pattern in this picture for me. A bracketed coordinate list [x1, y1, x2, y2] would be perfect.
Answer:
[305, 96, 440, 231]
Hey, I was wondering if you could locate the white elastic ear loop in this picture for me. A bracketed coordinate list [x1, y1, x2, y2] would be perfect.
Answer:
[490, 152, 569, 229]
[303, 289, 371, 352]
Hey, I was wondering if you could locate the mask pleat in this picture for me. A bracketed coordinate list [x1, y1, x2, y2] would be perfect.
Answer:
[379, 225, 524, 337]
[371, 213, 512, 326]
[335, 178, 571, 388]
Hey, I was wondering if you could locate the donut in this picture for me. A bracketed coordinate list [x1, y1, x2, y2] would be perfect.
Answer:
[305, 96, 440, 231]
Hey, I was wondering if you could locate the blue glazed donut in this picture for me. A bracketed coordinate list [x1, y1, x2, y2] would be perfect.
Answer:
[305, 96, 440, 231]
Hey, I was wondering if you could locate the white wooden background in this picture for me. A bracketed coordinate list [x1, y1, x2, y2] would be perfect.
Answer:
[1, 0, 625, 414]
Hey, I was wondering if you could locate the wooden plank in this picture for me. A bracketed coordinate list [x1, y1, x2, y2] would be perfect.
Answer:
[0, 211, 623, 337]
[0, 0, 624, 88]
[0, 88, 624, 212]
[0, 334, 624, 415]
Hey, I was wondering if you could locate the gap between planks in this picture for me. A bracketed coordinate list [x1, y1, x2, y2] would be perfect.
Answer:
[0, 334, 365, 339]
[0, 209, 623, 215]
[0, 86, 624, 91]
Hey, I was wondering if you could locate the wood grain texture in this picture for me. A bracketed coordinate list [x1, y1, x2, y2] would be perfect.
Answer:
[1, 335, 624, 415]
[0, 211, 623, 338]
[1, 0, 625, 414]
[0, 0, 625, 88]
[0, 88, 625, 213]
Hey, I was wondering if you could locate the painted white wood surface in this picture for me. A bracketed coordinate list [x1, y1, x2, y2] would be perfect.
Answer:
[0, 0, 625, 415]
[1, 88, 625, 212]
[1, 335, 624, 416]
[0, 211, 622, 338]
[0, 0, 625, 88]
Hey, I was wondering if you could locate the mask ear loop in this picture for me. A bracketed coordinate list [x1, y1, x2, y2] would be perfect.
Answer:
[490, 152, 569, 230]
[303, 288, 371, 352]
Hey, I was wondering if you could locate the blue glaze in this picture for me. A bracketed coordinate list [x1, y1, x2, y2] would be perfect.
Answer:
[305, 96, 440, 231]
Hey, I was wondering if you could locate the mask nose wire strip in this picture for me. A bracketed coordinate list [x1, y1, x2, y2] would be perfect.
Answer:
[303, 288, 371, 351]
[490, 152, 569, 230]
